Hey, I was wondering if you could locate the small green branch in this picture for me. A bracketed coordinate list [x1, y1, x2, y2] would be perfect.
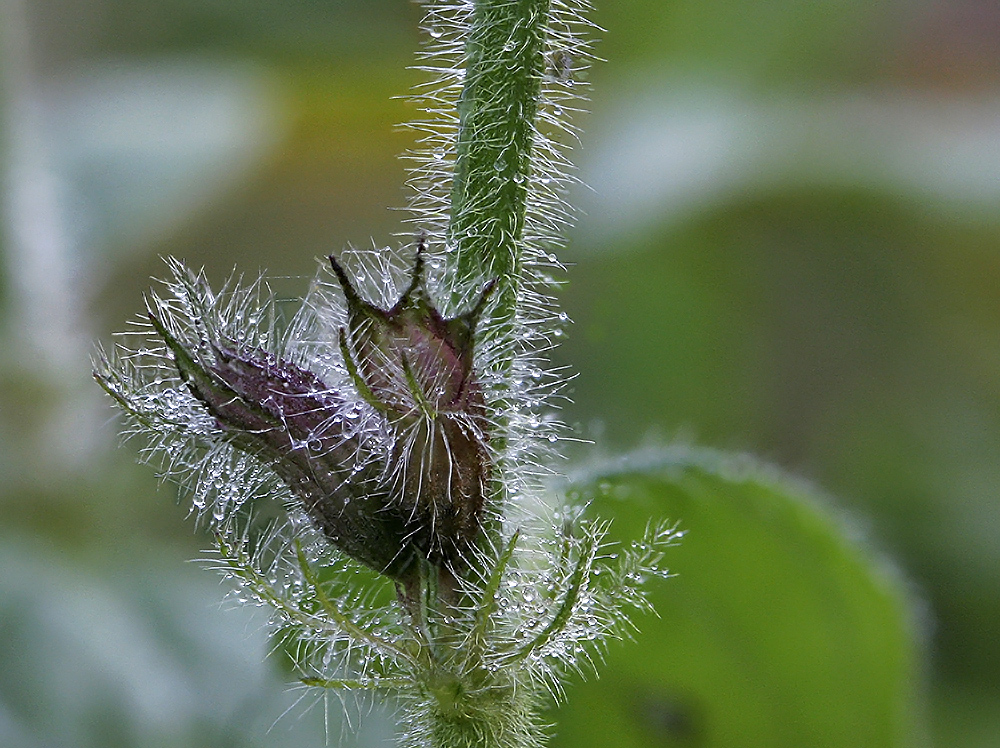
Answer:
[214, 535, 417, 668]
[470, 530, 520, 656]
[93, 365, 160, 429]
[293, 542, 421, 667]
[507, 531, 596, 664]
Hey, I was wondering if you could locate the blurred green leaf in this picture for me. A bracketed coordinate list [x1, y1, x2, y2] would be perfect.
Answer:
[550, 446, 927, 748]
[592, 0, 892, 84]
[0, 538, 396, 748]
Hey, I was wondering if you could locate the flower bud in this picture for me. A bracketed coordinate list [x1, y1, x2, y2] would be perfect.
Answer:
[330, 243, 494, 568]
[148, 311, 418, 579]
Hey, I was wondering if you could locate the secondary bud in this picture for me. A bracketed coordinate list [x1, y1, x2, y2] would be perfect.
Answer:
[148, 311, 418, 579]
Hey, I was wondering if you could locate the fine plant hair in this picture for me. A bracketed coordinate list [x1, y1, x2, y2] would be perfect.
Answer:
[93, 1, 679, 747]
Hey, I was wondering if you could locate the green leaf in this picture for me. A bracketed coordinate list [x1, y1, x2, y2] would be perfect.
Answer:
[550, 446, 929, 748]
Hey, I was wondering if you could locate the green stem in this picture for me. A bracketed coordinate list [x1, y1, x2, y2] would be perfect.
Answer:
[442, 0, 553, 605]
[470, 530, 520, 659]
[414, 5, 557, 746]
[292, 542, 421, 667]
[507, 531, 596, 664]
[447, 0, 552, 325]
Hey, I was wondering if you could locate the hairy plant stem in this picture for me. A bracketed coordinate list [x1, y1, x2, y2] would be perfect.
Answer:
[445, 0, 553, 552]
[446, 0, 551, 325]
[423, 2, 553, 745]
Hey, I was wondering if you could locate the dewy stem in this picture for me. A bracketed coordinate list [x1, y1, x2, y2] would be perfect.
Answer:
[419, 8, 554, 746]
[446, 0, 551, 327]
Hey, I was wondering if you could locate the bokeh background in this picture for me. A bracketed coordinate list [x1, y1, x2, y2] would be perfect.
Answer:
[2, 0, 998, 745]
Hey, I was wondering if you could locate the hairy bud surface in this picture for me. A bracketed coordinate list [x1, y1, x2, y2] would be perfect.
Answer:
[97, 249, 495, 583]
[332, 244, 495, 570]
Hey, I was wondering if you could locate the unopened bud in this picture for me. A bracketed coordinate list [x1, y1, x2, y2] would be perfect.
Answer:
[149, 311, 418, 578]
[331, 242, 494, 567]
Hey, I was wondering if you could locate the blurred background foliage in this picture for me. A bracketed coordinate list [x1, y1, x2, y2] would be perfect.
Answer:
[1, 0, 998, 745]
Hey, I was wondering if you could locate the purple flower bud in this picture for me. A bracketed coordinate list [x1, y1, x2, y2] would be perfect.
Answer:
[137, 246, 496, 582]
[148, 311, 418, 579]
[330, 243, 495, 568]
